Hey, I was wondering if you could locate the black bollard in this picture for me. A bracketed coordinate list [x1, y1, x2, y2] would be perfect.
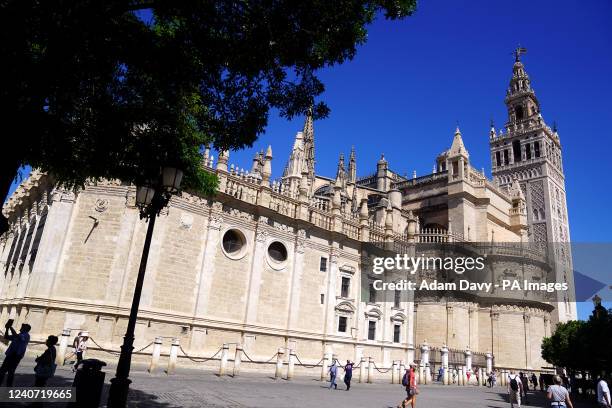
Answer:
[72, 359, 107, 407]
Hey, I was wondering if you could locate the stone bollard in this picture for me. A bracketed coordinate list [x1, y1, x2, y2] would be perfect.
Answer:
[359, 356, 367, 383]
[287, 349, 295, 380]
[275, 348, 285, 379]
[485, 352, 493, 375]
[441, 345, 449, 385]
[167, 338, 180, 375]
[148, 337, 163, 373]
[56, 328, 71, 366]
[218, 343, 229, 376]
[367, 357, 374, 384]
[233, 344, 243, 377]
[500, 370, 506, 387]
[399, 361, 406, 382]
[425, 363, 430, 384]
[458, 367, 463, 386]
[321, 352, 331, 381]
[391, 361, 398, 384]
[464, 347, 472, 373]
[420, 341, 430, 384]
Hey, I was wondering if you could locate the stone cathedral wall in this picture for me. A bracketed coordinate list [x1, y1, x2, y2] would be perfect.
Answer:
[1, 181, 554, 371]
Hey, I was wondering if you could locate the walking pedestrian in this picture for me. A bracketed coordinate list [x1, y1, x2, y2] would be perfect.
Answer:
[398, 363, 418, 408]
[520, 372, 529, 403]
[72, 331, 89, 372]
[34, 335, 58, 386]
[597, 376, 611, 408]
[547, 375, 574, 408]
[0, 320, 31, 386]
[343, 360, 353, 390]
[328, 359, 338, 390]
[531, 373, 538, 390]
[508, 370, 523, 408]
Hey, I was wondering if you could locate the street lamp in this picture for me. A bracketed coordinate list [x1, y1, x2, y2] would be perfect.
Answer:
[108, 167, 183, 408]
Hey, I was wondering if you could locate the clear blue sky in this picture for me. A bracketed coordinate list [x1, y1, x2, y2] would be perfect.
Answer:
[7, 0, 611, 319]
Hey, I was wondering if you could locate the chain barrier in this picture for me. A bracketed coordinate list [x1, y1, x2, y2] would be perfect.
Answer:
[133, 341, 154, 354]
[293, 355, 323, 368]
[89, 337, 120, 355]
[373, 362, 393, 373]
[178, 345, 223, 363]
[241, 349, 277, 364]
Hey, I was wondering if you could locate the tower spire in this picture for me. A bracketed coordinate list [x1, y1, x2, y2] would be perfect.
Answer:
[348, 146, 356, 184]
[302, 108, 316, 185]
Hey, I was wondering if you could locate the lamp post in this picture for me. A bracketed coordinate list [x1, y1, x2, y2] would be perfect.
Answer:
[108, 167, 183, 407]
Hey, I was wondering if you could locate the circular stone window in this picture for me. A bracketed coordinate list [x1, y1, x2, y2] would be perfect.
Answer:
[221, 229, 247, 260]
[267, 241, 288, 269]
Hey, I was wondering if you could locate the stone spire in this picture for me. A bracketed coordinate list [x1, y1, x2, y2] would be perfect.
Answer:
[335, 153, 347, 190]
[261, 145, 272, 186]
[282, 111, 316, 195]
[348, 146, 356, 184]
[302, 109, 316, 185]
[286, 131, 304, 178]
[449, 126, 469, 159]
[446, 127, 469, 181]
[376, 154, 389, 192]
[250, 150, 264, 177]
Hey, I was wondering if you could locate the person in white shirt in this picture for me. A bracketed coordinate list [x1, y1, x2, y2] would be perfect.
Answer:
[508, 370, 523, 408]
[597, 377, 611, 408]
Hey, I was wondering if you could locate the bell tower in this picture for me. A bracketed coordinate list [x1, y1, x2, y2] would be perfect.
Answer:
[489, 48, 576, 322]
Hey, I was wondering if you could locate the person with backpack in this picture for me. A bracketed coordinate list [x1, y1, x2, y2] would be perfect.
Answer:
[34, 335, 58, 386]
[398, 363, 417, 408]
[328, 359, 338, 390]
[508, 370, 523, 408]
[547, 375, 574, 408]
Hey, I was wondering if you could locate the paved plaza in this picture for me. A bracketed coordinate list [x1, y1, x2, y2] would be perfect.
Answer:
[3, 356, 598, 408]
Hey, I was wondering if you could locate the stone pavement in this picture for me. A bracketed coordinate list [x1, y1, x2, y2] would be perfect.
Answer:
[4, 357, 599, 407]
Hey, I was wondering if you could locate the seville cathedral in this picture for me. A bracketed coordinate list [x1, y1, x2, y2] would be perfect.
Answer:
[0, 57, 576, 372]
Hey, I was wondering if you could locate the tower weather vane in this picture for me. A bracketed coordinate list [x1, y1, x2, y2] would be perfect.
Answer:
[513, 46, 527, 62]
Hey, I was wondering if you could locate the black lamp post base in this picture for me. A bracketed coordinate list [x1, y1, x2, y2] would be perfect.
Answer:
[108, 376, 132, 407]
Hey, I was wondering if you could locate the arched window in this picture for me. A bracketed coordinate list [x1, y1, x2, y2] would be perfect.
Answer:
[515, 105, 524, 120]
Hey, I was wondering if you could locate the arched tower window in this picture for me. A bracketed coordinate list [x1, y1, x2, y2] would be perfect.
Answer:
[512, 140, 522, 162]
[515, 105, 524, 120]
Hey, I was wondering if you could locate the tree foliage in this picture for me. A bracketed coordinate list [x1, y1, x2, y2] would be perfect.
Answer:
[542, 305, 612, 374]
[0, 0, 417, 232]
